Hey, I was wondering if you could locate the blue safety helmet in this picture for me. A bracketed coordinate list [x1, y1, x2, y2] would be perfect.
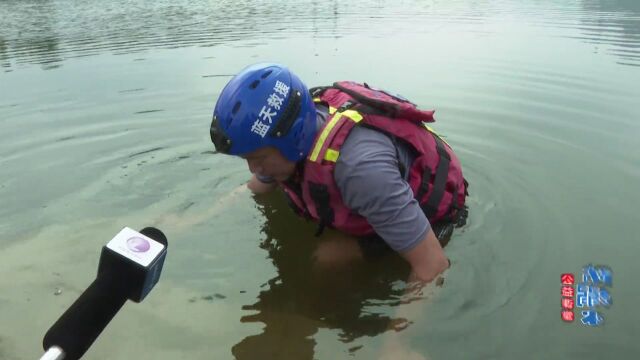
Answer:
[210, 63, 318, 162]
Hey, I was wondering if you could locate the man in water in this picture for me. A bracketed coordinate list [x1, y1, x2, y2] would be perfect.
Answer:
[209, 63, 468, 284]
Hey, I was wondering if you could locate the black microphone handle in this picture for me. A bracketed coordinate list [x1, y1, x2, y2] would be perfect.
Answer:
[43, 274, 128, 360]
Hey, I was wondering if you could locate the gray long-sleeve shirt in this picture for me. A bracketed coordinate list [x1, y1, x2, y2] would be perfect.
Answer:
[333, 125, 430, 252]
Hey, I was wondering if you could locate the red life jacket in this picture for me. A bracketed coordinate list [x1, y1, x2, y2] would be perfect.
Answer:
[281, 81, 468, 237]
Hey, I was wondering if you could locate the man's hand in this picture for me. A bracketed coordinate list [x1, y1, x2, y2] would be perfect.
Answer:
[400, 228, 449, 284]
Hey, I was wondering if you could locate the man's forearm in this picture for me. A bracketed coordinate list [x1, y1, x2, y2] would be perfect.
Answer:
[402, 228, 449, 283]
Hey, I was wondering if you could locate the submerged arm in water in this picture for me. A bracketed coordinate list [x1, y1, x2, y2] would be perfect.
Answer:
[153, 182, 250, 230]
[378, 228, 449, 360]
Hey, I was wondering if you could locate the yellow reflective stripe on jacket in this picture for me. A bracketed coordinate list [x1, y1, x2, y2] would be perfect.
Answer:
[324, 149, 340, 162]
[342, 109, 363, 122]
[423, 123, 450, 147]
[310, 112, 342, 162]
[313, 97, 337, 114]
[309, 109, 364, 163]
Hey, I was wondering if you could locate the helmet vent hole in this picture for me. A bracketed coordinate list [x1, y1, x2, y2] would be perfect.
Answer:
[249, 80, 260, 89]
[261, 70, 273, 79]
[232, 101, 241, 114]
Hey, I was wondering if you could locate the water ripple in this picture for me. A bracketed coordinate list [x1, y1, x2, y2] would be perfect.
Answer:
[2, 0, 639, 69]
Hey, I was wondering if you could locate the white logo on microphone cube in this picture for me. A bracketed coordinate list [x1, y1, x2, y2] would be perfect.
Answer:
[107, 227, 165, 267]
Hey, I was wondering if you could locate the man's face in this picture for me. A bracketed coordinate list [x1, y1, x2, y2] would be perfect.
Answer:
[243, 147, 297, 182]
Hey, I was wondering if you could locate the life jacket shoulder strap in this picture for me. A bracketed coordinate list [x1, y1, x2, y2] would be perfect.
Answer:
[312, 81, 434, 122]
[324, 81, 436, 123]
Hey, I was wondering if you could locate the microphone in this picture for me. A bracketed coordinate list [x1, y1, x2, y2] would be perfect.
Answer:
[41, 227, 168, 360]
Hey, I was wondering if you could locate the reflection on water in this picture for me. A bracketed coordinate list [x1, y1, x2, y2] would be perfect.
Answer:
[0, 37, 9, 69]
[0, 0, 342, 70]
[233, 189, 462, 358]
[232, 192, 412, 359]
[579, 0, 640, 66]
[1, 0, 640, 71]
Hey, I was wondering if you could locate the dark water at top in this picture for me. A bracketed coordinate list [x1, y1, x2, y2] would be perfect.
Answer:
[2, 0, 640, 70]
[1, 1, 639, 359]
